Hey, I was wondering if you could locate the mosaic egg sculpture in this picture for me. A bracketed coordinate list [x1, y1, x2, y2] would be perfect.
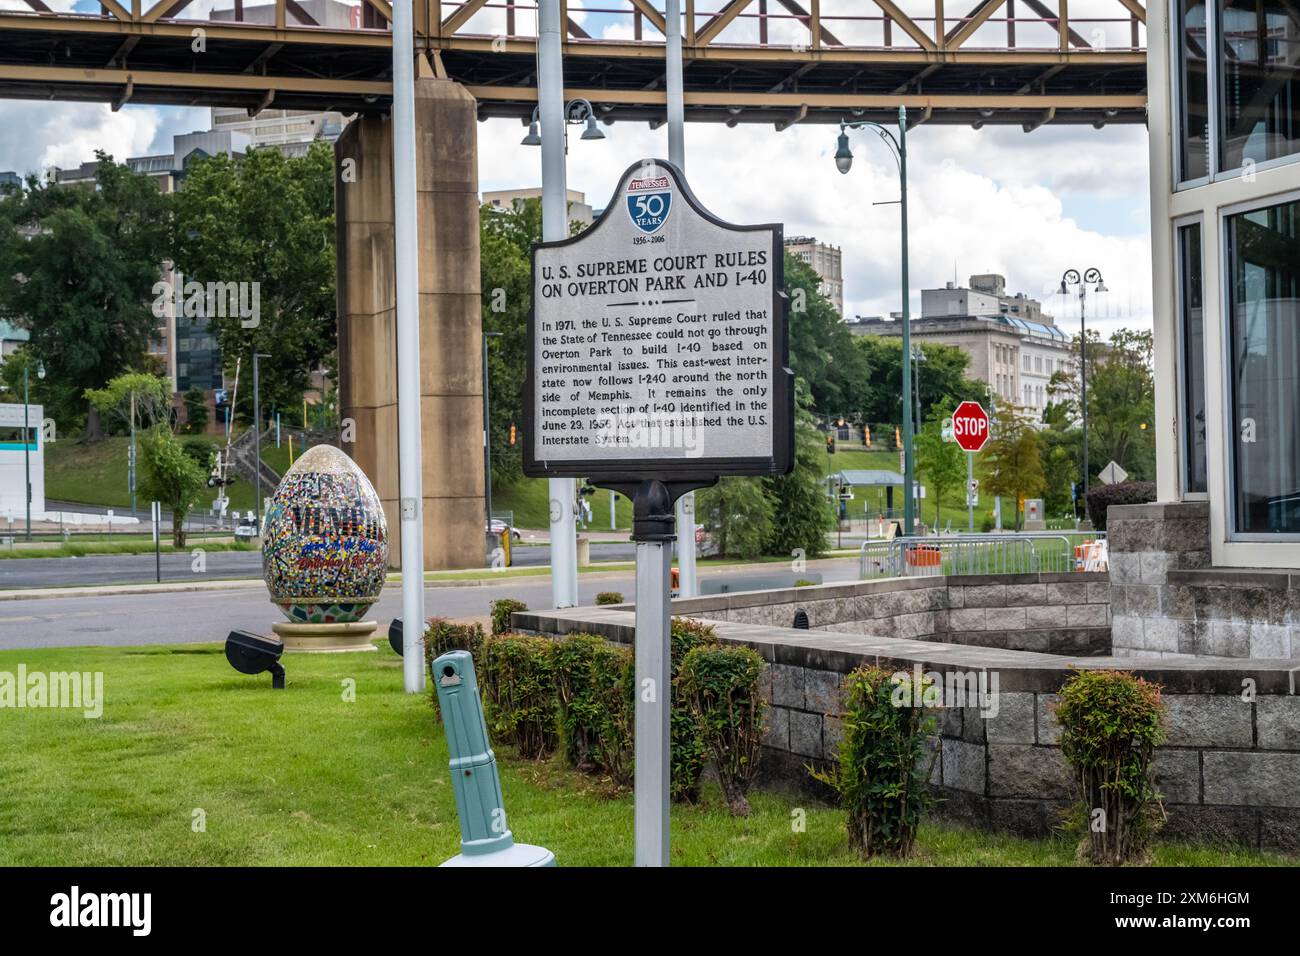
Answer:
[262, 444, 389, 624]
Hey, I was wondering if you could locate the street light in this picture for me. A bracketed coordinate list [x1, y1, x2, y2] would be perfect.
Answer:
[835, 106, 915, 535]
[521, 98, 606, 151]
[23, 359, 44, 541]
[1058, 267, 1107, 521]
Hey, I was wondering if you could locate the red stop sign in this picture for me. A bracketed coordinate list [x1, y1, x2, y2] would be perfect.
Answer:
[952, 401, 990, 452]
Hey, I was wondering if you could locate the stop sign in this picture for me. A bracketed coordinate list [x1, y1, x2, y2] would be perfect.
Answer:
[951, 401, 990, 452]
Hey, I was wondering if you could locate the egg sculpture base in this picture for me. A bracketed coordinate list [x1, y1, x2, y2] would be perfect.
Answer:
[262, 444, 390, 654]
[272, 619, 380, 653]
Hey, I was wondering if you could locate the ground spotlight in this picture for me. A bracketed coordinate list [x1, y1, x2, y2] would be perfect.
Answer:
[225, 630, 285, 689]
[388, 618, 404, 657]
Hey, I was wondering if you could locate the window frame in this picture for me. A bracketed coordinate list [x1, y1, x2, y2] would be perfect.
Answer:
[1173, 213, 1209, 500]
[1219, 187, 1300, 539]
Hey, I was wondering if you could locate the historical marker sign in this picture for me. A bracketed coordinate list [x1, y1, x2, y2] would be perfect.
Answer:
[523, 159, 794, 481]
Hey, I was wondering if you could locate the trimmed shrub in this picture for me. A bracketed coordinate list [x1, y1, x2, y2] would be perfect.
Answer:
[423, 619, 486, 717]
[552, 633, 634, 784]
[669, 618, 717, 803]
[480, 634, 559, 760]
[678, 644, 767, 816]
[1055, 669, 1166, 865]
[489, 598, 527, 637]
[810, 666, 936, 858]
[594, 591, 625, 606]
[1085, 480, 1156, 530]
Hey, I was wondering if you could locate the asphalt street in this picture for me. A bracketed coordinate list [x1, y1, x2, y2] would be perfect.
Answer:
[0, 558, 860, 651]
[0, 542, 640, 589]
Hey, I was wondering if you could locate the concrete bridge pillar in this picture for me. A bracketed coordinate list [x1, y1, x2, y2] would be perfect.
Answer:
[335, 78, 485, 570]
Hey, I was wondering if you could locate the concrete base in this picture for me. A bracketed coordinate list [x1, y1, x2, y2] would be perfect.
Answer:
[1023, 520, 1046, 531]
[271, 620, 379, 652]
[440, 843, 556, 867]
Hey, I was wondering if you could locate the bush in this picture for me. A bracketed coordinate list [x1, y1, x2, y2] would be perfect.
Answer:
[1055, 669, 1166, 865]
[678, 645, 767, 816]
[551, 633, 634, 784]
[811, 666, 936, 858]
[594, 591, 624, 606]
[489, 598, 527, 636]
[1085, 480, 1156, 530]
[669, 618, 717, 803]
[423, 619, 486, 716]
[479, 634, 559, 759]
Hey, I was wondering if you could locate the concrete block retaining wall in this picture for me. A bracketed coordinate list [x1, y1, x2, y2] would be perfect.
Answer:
[667, 572, 1112, 656]
[518, 589, 1300, 854]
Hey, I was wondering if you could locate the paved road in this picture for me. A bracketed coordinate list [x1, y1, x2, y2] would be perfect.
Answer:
[0, 542, 641, 589]
[0, 558, 860, 651]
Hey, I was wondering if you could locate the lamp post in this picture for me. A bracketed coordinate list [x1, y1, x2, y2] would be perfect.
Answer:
[520, 98, 606, 150]
[252, 351, 271, 532]
[23, 359, 44, 541]
[482, 330, 503, 535]
[835, 107, 915, 534]
[1058, 268, 1107, 516]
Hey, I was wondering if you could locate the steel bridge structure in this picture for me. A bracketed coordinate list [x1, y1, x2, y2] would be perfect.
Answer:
[0, 0, 1146, 128]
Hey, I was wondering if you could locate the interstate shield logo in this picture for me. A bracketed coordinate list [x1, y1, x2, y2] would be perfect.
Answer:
[626, 176, 672, 234]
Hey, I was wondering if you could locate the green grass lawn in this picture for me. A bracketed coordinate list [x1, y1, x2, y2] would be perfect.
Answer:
[492, 477, 635, 532]
[0, 642, 1285, 867]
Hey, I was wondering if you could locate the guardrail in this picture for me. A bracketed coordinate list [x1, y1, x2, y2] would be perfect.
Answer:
[858, 532, 1107, 580]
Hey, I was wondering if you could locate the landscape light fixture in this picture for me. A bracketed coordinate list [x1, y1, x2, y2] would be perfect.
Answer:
[225, 630, 285, 689]
[388, 618, 404, 657]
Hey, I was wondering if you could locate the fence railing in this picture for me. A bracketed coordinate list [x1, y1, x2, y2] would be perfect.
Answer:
[858, 532, 1108, 580]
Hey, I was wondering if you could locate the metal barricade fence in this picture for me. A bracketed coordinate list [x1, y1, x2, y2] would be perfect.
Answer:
[858, 532, 1108, 580]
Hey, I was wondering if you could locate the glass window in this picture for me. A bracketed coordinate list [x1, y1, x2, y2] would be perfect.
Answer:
[1226, 198, 1300, 533]
[1179, 222, 1208, 495]
[1179, 0, 1211, 180]
[1219, 0, 1300, 171]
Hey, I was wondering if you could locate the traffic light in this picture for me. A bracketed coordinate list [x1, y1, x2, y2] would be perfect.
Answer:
[894, 426, 901, 448]
[863, 424, 871, 448]
[826, 434, 836, 454]
[508, 422, 516, 445]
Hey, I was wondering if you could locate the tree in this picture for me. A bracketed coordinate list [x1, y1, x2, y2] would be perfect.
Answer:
[182, 387, 210, 434]
[0, 153, 171, 437]
[784, 252, 869, 416]
[765, 381, 834, 558]
[84, 373, 172, 438]
[169, 143, 336, 425]
[696, 477, 773, 559]
[914, 399, 967, 527]
[138, 427, 207, 546]
[855, 336, 990, 431]
[982, 402, 1047, 529]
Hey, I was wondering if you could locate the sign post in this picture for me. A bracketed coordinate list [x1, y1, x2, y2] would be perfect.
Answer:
[524, 159, 792, 865]
[951, 400, 990, 534]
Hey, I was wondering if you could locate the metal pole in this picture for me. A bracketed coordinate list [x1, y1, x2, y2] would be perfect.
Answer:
[129, 390, 136, 518]
[666, 0, 696, 597]
[539, 0, 578, 609]
[252, 352, 261, 530]
[482, 333, 495, 532]
[1079, 286, 1089, 510]
[22, 364, 30, 541]
[153, 500, 161, 583]
[899, 105, 915, 536]
[632, 482, 672, 866]
[610, 489, 616, 530]
[393, 0, 426, 692]
[967, 450, 974, 533]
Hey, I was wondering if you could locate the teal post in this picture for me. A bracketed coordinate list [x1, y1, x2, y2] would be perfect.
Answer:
[432, 650, 556, 867]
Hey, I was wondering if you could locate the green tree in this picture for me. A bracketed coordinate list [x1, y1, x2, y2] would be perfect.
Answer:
[169, 143, 336, 425]
[0, 153, 170, 436]
[784, 252, 869, 416]
[138, 427, 207, 546]
[914, 399, 967, 527]
[982, 402, 1047, 530]
[696, 477, 773, 559]
[855, 336, 990, 430]
[182, 386, 210, 434]
[765, 381, 834, 558]
[84, 372, 172, 438]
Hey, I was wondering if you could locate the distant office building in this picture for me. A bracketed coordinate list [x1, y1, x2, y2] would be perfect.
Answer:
[0, 171, 20, 192]
[784, 236, 843, 316]
[483, 187, 594, 226]
[848, 274, 1074, 417]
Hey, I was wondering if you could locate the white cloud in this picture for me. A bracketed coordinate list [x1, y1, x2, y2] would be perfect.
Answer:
[0, 101, 170, 177]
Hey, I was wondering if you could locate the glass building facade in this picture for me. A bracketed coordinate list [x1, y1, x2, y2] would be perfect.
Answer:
[1157, 0, 1300, 560]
